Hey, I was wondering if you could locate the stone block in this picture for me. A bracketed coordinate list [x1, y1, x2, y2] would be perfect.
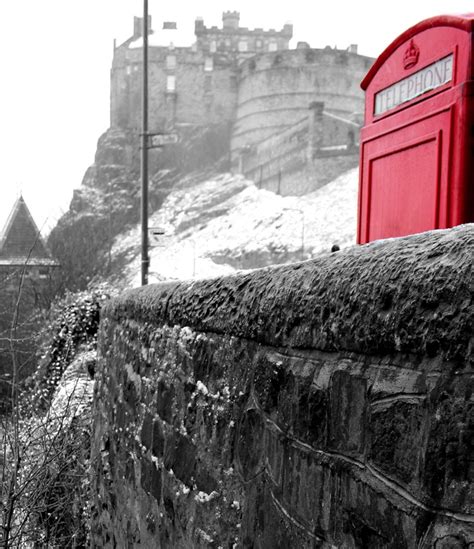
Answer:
[141, 458, 162, 502]
[163, 432, 197, 486]
[368, 401, 425, 485]
[328, 370, 366, 456]
[235, 407, 265, 481]
[156, 380, 174, 423]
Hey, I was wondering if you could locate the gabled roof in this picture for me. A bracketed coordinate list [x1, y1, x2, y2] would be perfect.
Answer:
[0, 196, 58, 266]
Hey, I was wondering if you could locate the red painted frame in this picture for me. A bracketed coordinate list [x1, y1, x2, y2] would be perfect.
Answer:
[358, 14, 474, 244]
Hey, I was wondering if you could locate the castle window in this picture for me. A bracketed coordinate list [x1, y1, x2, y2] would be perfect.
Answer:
[256, 39, 263, 49]
[238, 40, 248, 52]
[166, 55, 176, 69]
[204, 57, 214, 72]
[268, 41, 278, 52]
[210, 40, 217, 53]
[38, 267, 49, 278]
[166, 75, 176, 92]
[126, 66, 131, 75]
[272, 55, 282, 66]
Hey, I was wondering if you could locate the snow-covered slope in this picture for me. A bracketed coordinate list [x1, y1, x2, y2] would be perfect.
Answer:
[112, 168, 359, 287]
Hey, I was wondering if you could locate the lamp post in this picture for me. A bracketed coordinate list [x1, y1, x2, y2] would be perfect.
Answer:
[140, 0, 149, 286]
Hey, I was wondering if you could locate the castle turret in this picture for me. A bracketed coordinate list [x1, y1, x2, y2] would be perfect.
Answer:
[222, 11, 240, 30]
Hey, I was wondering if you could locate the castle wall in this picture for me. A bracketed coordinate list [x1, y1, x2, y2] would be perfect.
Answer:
[231, 48, 372, 154]
[110, 46, 238, 131]
[90, 225, 474, 548]
[236, 105, 360, 195]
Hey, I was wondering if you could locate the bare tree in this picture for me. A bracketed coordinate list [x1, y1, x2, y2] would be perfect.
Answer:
[0, 232, 100, 547]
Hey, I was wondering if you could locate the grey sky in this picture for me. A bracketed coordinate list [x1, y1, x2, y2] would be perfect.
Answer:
[0, 1, 472, 232]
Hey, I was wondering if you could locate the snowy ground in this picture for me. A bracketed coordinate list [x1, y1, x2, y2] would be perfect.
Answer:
[112, 168, 359, 287]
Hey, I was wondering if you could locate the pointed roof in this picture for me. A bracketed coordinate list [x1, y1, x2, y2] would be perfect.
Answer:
[0, 196, 58, 266]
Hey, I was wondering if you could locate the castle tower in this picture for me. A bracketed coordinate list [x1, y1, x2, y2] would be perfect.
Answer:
[222, 11, 240, 30]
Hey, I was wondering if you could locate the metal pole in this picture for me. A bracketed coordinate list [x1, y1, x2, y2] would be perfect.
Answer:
[301, 210, 305, 260]
[140, 0, 149, 286]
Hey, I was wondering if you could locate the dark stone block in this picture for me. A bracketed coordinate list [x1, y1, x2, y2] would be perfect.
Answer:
[253, 355, 287, 414]
[294, 385, 327, 447]
[328, 370, 366, 456]
[141, 458, 162, 502]
[195, 463, 219, 494]
[124, 452, 136, 485]
[163, 497, 175, 524]
[152, 419, 165, 457]
[235, 407, 265, 481]
[141, 413, 153, 450]
[346, 511, 390, 548]
[156, 381, 175, 423]
[123, 377, 137, 405]
[163, 432, 197, 486]
[424, 396, 473, 507]
[369, 401, 424, 485]
[115, 401, 128, 429]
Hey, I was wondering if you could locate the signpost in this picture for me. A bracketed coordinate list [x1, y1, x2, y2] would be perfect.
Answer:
[149, 133, 179, 148]
[140, 0, 179, 285]
[149, 226, 166, 246]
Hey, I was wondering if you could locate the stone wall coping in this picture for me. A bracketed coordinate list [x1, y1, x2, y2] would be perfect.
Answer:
[104, 224, 473, 362]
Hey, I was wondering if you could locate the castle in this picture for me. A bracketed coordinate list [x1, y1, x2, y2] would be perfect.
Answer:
[110, 12, 374, 194]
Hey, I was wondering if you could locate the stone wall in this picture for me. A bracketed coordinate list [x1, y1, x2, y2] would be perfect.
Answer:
[110, 45, 238, 131]
[237, 109, 360, 195]
[91, 225, 474, 548]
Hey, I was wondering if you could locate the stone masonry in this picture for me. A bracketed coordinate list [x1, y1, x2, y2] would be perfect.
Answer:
[91, 224, 473, 547]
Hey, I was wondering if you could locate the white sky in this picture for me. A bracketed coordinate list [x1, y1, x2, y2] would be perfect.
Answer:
[0, 1, 472, 235]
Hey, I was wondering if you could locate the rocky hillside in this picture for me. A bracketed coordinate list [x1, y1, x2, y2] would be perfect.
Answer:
[47, 122, 358, 292]
[47, 123, 232, 291]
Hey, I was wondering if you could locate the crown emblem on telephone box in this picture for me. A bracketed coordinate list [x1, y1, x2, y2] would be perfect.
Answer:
[403, 40, 420, 69]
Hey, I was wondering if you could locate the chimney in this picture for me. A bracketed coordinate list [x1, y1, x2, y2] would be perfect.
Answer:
[222, 11, 240, 30]
[133, 15, 152, 39]
[348, 44, 358, 54]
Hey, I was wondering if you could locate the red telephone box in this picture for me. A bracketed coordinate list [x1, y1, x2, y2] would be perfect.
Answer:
[358, 14, 474, 244]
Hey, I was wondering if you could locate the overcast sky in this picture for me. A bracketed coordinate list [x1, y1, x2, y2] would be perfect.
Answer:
[0, 1, 472, 234]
